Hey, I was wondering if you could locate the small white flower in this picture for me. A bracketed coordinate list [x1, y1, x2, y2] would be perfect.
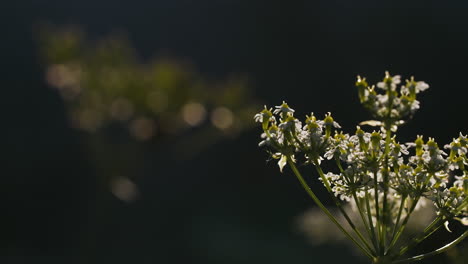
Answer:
[323, 112, 341, 129]
[254, 106, 274, 123]
[448, 162, 459, 171]
[273, 101, 295, 115]
[377, 72, 401, 90]
[278, 117, 302, 133]
[454, 175, 466, 188]
[253, 113, 264, 123]
[415, 81, 429, 93]
[444, 139, 468, 156]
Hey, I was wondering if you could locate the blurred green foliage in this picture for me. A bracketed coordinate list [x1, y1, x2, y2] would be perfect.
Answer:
[41, 26, 258, 139]
[39, 26, 260, 197]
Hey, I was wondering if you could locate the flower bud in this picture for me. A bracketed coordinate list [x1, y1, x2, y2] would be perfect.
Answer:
[458, 133, 468, 147]
[279, 114, 297, 133]
[274, 101, 294, 119]
[356, 126, 368, 151]
[305, 113, 320, 132]
[254, 106, 273, 131]
[449, 141, 462, 159]
[356, 75, 368, 103]
[415, 135, 424, 156]
[383, 71, 392, 85]
[427, 137, 439, 156]
[370, 131, 381, 150]
[324, 112, 338, 137]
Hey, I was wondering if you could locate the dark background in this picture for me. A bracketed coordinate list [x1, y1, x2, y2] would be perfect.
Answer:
[2, 1, 468, 263]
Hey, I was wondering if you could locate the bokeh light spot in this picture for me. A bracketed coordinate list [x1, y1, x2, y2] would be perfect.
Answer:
[182, 102, 206, 126]
[211, 107, 234, 130]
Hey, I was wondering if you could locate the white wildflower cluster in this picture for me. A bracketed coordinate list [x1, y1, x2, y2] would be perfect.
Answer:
[255, 72, 467, 263]
[254, 101, 340, 172]
[356, 72, 429, 131]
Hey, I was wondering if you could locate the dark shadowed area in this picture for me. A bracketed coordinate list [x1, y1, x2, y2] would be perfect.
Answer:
[1, 1, 467, 264]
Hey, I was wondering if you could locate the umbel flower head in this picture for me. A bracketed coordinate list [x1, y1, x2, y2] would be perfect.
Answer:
[356, 72, 429, 132]
[255, 72, 467, 264]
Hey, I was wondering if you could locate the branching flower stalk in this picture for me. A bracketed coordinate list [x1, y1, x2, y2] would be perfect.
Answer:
[255, 72, 468, 264]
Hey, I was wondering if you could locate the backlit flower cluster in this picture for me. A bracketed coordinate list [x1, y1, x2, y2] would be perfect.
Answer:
[356, 72, 429, 131]
[255, 72, 467, 263]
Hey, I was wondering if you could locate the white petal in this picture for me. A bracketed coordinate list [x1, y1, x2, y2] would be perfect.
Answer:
[444, 221, 452, 233]
[278, 155, 288, 173]
[359, 120, 382, 127]
[461, 217, 468, 226]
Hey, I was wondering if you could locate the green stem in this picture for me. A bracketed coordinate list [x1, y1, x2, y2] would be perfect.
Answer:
[397, 197, 468, 257]
[365, 187, 379, 252]
[335, 158, 379, 252]
[393, 230, 468, 264]
[386, 197, 419, 253]
[381, 127, 392, 254]
[372, 167, 382, 253]
[455, 198, 468, 215]
[286, 157, 374, 260]
[314, 163, 376, 255]
[386, 195, 407, 255]
[353, 192, 380, 253]
[396, 217, 443, 258]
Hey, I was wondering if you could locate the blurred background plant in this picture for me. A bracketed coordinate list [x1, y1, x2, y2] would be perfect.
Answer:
[40, 25, 259, 200]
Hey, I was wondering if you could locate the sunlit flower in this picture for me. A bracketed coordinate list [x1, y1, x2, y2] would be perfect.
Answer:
[255, 72, 466, 263]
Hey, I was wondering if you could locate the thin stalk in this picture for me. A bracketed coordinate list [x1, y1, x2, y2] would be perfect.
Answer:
[381, 126, 392, 254]
[380, 174, 388, 254]
[397, 197, 468, 257]
[372, 167, 382, 254]
[365, 187, 379, 253]
[396, 218, 443, 258]
[286, 157, 374, 260]
[454, 198, 468, 215]
[353, 192, 380, 252]
[314, 163, 376, 255]
[386, 195, 407, 255]
[335, 158, 379, 252]
[393, 230, 468, 264]
[388, 170, 441, 253]
[386, 197, 419, 252]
